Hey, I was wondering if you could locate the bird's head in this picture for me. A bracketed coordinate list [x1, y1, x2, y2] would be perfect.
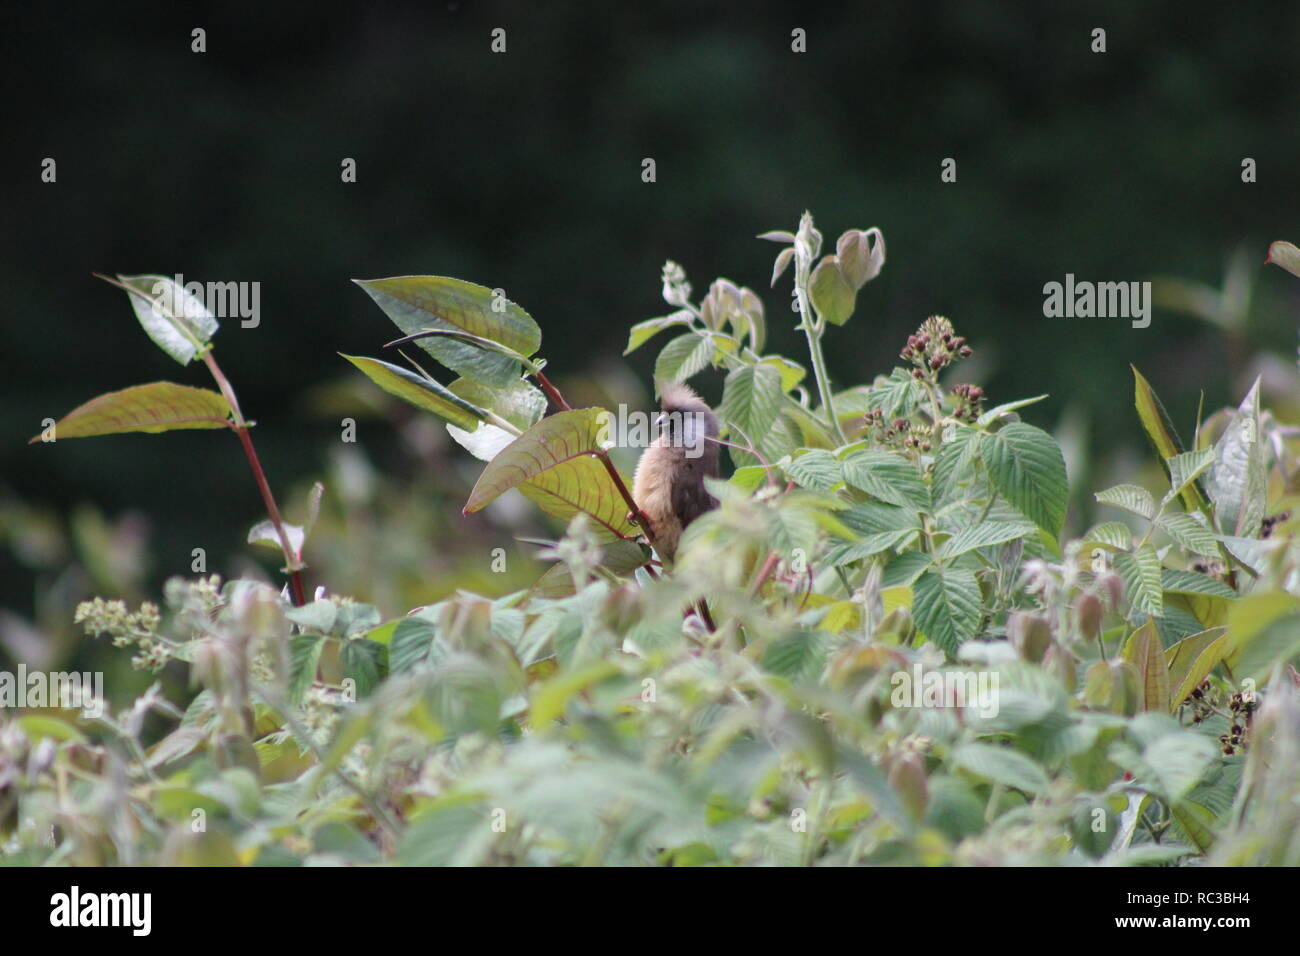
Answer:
[654, 383, 718, 457]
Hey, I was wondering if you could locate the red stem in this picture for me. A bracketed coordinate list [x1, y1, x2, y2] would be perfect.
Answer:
[204, 352, 307, 606]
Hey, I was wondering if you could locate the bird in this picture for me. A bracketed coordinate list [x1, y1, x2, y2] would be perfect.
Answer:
[631, 383, 720, 563]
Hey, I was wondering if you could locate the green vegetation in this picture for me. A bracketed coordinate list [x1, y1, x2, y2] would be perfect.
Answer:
[3, 217, 1298, 866]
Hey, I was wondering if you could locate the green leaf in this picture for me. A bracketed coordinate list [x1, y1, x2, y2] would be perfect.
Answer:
[1164, 449, 1215, 505]
[1157, 513, 1219, 556]
[931, 423, 981, 503]
[980, 423, 1068, 538]
[29, 382, 231, 443]
[1265, 240, 1300, 279]
[1160, 569, 1236, 599]
[1114, 546, 1164, 618]
[448, 377, 546, 431]
[864, 368, 924, 419]
[354, 276, 541, 388]
[1205, 378, 1265, 537]
[842, 449, 931, 511]
[389, 617, 441, 674]
[912, 566, 982, 655]
[760, 630, 828, 682]
[781, 449, 843, 492]
[1095, 483, 1156, 521]
[1121, 619, 1170, 712]
[951, 743, 1049, 795]
[531, 659, 620, 729]
[976, 394, 1049, 428]
[517, 454, 640, 542]
[1132, 366, 1207, 514]
[654, 332, 718, 383]
[109, 273, 219, 365]
[341, 355, 487, 431]
[1165, 629, 1228, 712]
[288, 635, 325, 705]
[719, 363, 784, 465]
[1223, 592, 1300, 678]
[341, 640, 385, 698]
[465, 408, 603, 511]
[808, 256, 856, 325]
[623, 310, 693, 355]
[1083, 521, 1133, 551]
[938, 520, 1036, 559]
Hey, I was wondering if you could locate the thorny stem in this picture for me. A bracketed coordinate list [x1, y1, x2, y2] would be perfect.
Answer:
[203, 351, 307, 606]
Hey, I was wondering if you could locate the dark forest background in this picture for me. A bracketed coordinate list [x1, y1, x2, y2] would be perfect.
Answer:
[2, 1, 1298, 681]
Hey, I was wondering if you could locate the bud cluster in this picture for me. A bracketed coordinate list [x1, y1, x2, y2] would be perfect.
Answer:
[900, 315, 972, 381]
[74, 597, 166, 671]
[862, 407, 932, 452]
[950, 383, 985, 423]
[1218, 689, 1257, 755]
[1261, 510, 1291, 539]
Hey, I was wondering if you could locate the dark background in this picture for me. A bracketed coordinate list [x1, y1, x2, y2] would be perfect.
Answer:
[2, 1, 1298, 674]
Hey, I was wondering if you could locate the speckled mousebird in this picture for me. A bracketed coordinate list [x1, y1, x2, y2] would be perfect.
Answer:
[631, 383, 720, 562]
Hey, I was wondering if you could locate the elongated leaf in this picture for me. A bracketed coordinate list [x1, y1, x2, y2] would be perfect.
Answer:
[1164, 449, 1215, 505]
[448, 377, 546, 431]
[1095, 483, 1156, 521]
[938, 520, 1036, 559]
[354, 276, 542, 388]
[912, 566, 982, 655]
[1158, 512, 1219, 556]
[1132, 366, 1206, 514]
[30, 382, 231, 442]
[342, 355, 487, 431]
[976, 394, 1049, 427]
[842, 449, 931, 511]
[1114, 546, 1163, 617]
[111, 273, 219, 365]
[518, 454, 639, 542]
[980, 423, 1068, 537]
[1122, 619, 1170, 712]
[1205, 378, 1265, 537]
[466, 408, 604, 512]
[1166, 629, 1228, 711]
[1160, 569, 1236, 599]
[465, 409, 637, 541]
